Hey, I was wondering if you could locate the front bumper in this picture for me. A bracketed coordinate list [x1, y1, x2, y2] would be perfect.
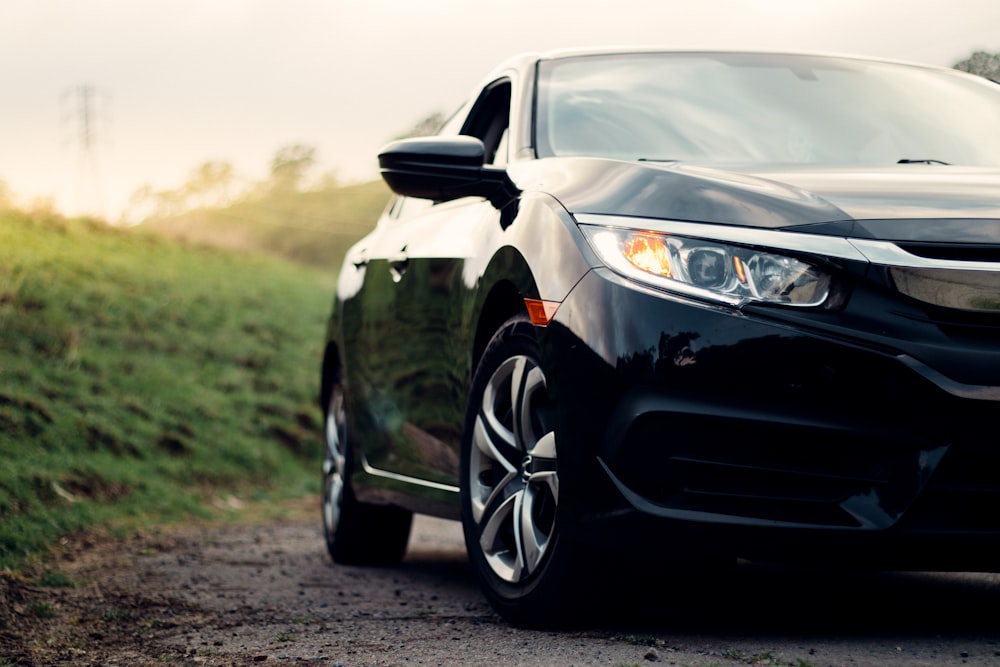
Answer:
[542, 267, 1000, 568]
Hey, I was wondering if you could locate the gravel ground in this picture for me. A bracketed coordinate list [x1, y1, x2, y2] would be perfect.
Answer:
[4, 500, 1000, 666]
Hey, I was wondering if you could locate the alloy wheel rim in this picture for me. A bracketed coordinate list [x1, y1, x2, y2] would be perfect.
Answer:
[322, 389, 346, 538]
[470, 355, 558, 584]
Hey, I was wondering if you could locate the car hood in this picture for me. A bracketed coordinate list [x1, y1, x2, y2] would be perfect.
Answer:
[518, 158, 1000, 243]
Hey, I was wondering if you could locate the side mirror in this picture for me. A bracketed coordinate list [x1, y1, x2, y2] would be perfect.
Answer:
[378, 136, 519, 209]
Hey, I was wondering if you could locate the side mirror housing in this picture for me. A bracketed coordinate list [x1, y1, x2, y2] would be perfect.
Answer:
[378, 136, 519, 209]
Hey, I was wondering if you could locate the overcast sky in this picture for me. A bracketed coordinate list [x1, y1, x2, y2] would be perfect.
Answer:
[2, 0, 999, 219]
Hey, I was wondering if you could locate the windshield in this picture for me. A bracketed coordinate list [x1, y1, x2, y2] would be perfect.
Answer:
[535, 53, 1000, 167]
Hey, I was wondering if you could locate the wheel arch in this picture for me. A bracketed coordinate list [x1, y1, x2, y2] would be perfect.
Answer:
[470, 246, 539, 373]
[319, 339, 342, 415]
[472, 280, 528, 373]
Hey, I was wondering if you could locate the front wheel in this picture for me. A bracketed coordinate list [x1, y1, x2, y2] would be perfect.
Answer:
[460, 315, 588, 626]
[322, 383, 412, 565]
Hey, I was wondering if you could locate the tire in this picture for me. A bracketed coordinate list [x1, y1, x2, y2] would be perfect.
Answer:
[322, 382, 412, 565]
[460, 314, 587, 627]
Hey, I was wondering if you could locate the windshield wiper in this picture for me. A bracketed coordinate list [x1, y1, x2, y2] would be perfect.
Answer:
[898, 158, 950, 165]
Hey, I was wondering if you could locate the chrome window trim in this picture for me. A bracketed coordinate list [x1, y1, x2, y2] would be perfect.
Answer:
[576, 213, 1000, 272]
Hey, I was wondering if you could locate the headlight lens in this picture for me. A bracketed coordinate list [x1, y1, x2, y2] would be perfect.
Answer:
[582, 225, 832, 307]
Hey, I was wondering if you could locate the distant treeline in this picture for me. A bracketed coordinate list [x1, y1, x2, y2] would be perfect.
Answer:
[132, 144, 391, 270]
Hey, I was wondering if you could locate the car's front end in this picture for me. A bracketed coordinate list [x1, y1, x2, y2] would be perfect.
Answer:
[535, 162, 1000, 568]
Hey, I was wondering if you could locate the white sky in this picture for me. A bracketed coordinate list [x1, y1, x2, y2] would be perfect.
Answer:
[2, 0, 998, 219]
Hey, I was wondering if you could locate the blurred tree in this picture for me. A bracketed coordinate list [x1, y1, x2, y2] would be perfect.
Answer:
[313, 169, 340, 192]
[183, 160, 236, 208]
[120, 184, 155, 223]
[269, 144, 317, 193]
[953, 50, 1000, 81]
[120, 184, 188, 223]
[395, 111, 448, 139]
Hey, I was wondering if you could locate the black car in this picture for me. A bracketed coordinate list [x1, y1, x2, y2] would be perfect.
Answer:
[319, 49, 1000, 625]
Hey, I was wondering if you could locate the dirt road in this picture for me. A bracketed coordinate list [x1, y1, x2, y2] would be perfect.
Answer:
[4, 501, 1000, 666]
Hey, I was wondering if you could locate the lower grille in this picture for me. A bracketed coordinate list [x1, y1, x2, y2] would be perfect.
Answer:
[899, 444, 1000, 533]
[606, 409, 946, 530]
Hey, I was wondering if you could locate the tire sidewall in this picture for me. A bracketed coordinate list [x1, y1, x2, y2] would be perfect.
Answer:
[323, 383, 412, 565]
[460, 315, 576, 622]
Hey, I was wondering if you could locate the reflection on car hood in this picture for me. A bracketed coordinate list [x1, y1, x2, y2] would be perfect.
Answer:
[522, 158, 1000, 242]
[747, 165, 1000, 221]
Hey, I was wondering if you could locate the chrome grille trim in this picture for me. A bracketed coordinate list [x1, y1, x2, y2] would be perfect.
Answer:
[850, 239, 1000, 272]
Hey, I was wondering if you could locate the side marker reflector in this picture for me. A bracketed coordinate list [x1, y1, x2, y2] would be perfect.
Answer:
[524, 299, 560, 326]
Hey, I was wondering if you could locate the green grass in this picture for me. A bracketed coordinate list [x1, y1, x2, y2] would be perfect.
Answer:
[0, 208, 338, 569]
[32, 570, 75, 588]
[24, 599, 58, 619]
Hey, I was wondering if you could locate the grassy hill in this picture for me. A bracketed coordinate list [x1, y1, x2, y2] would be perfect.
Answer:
[138, 179, 389, 269]
[0, 207, 347, 569]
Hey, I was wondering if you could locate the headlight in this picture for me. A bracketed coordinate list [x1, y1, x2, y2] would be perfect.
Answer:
[581, 225, 833, 308]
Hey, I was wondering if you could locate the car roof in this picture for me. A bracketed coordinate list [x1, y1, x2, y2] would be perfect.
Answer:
[511, 47, 952, 74]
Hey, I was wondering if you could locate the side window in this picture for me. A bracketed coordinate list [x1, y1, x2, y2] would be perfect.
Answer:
[492, 128, 509, 167]
[461, 79, 511, 166]
[437, 105, 467, 136]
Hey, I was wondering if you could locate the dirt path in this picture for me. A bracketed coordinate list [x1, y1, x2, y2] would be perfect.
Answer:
[4, 500, 1000, 666]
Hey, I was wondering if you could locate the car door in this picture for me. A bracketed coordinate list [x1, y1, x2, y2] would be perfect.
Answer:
[340, 78, 513, 489]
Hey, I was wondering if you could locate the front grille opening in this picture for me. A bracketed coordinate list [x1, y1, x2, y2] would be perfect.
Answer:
[890, 267, 1000, 315]
[897, 243, 1000, 263]
[610, 411, 940, 529]
[666, 456, 869, 527]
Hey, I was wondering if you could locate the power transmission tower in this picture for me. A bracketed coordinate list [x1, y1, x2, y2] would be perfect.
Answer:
[62, 84, 110, 218]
